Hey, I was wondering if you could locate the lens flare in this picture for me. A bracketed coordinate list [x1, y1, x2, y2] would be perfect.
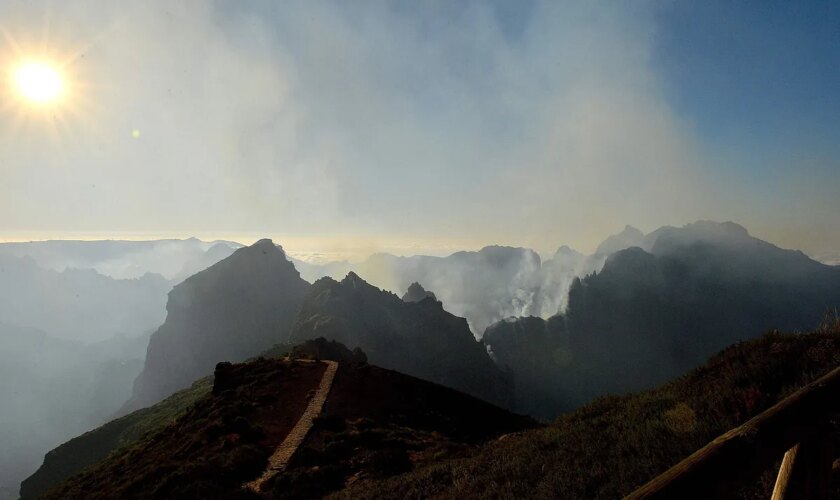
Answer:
[14, 61, 64, 104]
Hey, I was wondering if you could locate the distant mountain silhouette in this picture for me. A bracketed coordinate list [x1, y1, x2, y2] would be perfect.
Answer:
[288, 272, 513, 407]
[485, 221, 840, 416]
[172, 241, 239, 282]
[125, 239, 309, 410]
[594, 224, 645, 255]
[0, 238, 241, 280]
[0, 254, 170, 342]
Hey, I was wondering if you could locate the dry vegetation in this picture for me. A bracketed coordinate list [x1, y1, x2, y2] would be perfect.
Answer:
[335, 322, 840, 499]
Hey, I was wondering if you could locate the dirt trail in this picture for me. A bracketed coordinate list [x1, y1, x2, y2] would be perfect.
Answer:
[244, 359, 339, 493]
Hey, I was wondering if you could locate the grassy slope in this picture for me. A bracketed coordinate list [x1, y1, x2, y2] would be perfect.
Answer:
[19, 377, 212, 499]
[41, 360, 325, 500]
[334, 328, 840, 499]
[40, 359, 535, 500]
[21, 345, 298, 499]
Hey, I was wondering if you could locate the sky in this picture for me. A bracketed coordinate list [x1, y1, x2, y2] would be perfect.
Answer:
[0, 0, 838, 259]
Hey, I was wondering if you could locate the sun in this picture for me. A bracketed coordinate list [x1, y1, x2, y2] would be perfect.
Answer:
[13, 61, 64, 104]
[1, 27, 92, 135]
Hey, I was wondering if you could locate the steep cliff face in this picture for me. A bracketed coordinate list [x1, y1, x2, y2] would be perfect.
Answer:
[126, 239, 310, 410]
[289, 273, 513, 408]
[483, 316, 570, 419]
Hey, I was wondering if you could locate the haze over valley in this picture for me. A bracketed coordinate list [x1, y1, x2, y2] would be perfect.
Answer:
[4, 221, 840, 496]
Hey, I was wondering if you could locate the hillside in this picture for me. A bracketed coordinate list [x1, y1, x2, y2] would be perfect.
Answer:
[126, 239, 310, 410]
[39, 356, 534, 499]
[288, 272, 513, 407]
[336, 321, 840, 499]
[20, 378, 212, 499]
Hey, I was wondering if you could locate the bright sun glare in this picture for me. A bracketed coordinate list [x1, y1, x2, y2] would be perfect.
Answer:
[14, 61, 64, 104]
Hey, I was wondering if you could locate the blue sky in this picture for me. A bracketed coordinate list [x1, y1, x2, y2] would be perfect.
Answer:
[0, 1, 838, 258]
[654, 1, 840, 174]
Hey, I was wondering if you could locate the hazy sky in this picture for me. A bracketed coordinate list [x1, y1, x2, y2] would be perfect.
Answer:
[1, 1, 838, 258]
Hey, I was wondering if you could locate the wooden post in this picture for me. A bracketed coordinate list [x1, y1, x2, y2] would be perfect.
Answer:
[625, 365, 840, 499]
[771, 429, 833, 500]
[771, 444, 801, 500]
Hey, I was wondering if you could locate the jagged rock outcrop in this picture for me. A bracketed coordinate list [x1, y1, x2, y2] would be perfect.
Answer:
[302, 246, 544, 335]
[288, 272, 513, 408]
[125, 239, 310, 410]
[401, 282, 437, 303]
[289, 337, 368, 363]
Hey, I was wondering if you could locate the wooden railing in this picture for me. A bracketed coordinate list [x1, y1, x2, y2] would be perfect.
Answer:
[625, 365, 840, 499]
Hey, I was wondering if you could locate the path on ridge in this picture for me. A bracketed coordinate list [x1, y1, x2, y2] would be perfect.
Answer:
[244, 359, 339, 493]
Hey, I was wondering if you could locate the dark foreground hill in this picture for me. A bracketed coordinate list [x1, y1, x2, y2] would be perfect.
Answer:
[336, 319, 840, 499]
[38, 355, 534, 500]
[126, 239, 310, 410]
